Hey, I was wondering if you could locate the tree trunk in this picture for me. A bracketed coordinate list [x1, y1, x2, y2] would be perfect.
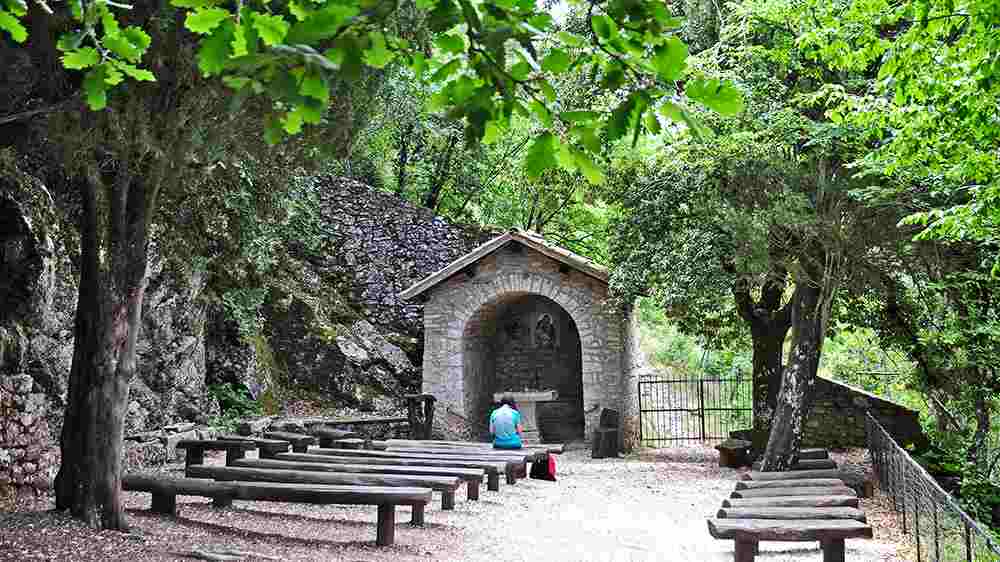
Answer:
[732, 270, 791, 455]
[423, 133, 457, 210]
[54, 169, 151, 529]
[395, 122, 413, 195]
[967, 391, 990, 472]
[759, 279, 825, 471]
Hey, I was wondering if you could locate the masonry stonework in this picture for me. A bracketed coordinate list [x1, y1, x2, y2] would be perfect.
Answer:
[803, 377, 923, 448]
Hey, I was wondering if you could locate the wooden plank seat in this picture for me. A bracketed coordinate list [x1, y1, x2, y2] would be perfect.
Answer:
[122, 475, 432, 545]
[309, 427, 361, 448]
[380, 439, 565, 455]
[186, 464, 463, 510]
[330, 438, 366, 450]
[791, 459, 838, 471]
[735, 478, 846, 490]
[707, 519, 872, 562]
[798, 448, 830, 460]
[717, 506, 867, 522]
[722, 496, 860, 509]
[381, 445, 545, 463]
[731, 487, 857, 499]
[308, 448, 528, 485]
[234, 458, 485, 500]
[741, 469, 844, 481]
[175, 440, 257, 467]
[218, 435, 291, 459]
[264, 431, 316, 453]
[277, 452, 507, 492]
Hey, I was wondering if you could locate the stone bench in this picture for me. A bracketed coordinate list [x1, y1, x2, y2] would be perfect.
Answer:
[175, 440, 258, 467]
[186, 464, 463, 510]
[122, 475, 432, 546]
[235, 457, 485, 500]
[263, 431, 316, 453]
[278, 451, 507, 491]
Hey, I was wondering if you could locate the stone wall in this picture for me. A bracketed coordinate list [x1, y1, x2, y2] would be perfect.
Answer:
[803, 377, 923, 448]
[0, 374, 56, 502]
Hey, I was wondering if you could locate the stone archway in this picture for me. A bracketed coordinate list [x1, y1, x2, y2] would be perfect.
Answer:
[462, 291, 585, 441]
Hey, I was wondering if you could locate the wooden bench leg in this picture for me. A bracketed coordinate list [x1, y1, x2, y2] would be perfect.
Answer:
[225, 449, 246, 466]
[822, 539, 845, 562]
[259, 449, 277, 460]
[505, 466, 516, 485]
[376, 505, 395, 546]
[467, 480, 480, 501]
[150, 492, 177, 515]
[292, 443, 309, 453]
[213, 496, 233, 508]
[319, 437, 332, 448]
[487, 472, 500, 491]
[410, 503, 425, 526]
[184, 449, 205, 468]
[442, 490, 455, 510]
[734, 539, 756, 562]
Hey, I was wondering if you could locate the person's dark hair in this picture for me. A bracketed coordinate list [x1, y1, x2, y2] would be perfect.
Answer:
[499, 393, 518, 410]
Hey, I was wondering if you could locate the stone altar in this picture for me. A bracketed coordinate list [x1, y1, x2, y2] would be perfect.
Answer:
[494, 390, 558, 443]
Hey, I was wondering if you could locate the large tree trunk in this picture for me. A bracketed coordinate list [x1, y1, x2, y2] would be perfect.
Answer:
[758, 279, 826, 471]
[732, 269, 791, 455]
[54, 168, 151, 529]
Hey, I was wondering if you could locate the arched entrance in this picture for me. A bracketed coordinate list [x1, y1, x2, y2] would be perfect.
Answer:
[463, 292, 584, 442]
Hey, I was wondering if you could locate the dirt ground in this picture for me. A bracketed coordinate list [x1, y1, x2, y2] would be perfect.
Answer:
[0, 446, 907, 561]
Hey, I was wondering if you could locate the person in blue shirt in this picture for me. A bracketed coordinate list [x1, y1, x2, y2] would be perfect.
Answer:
[489, 394, 524, 449]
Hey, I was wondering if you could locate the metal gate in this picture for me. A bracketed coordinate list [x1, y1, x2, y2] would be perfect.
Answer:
[638, 375, 753, 445]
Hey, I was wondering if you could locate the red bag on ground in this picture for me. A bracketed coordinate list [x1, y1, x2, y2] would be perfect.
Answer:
[530, 453, 557, 481]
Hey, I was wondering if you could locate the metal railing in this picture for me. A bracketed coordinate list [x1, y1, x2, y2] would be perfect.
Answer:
[866, 412, 1000, 561]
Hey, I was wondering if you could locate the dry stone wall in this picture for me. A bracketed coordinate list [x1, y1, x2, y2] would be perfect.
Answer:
[803, 377, 922, 448]
[0, 374, 56, 501]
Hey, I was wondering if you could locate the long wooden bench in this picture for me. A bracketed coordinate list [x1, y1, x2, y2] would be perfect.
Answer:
[308, 447, 528, 485]
[277, 452, 507, 491]
[235, 458, 484, 500]
[219, 435, 291, 459]
[707, 519, 873, 562]
[309, 427, 361, 448]
[186, 464, 463, 510]
[263, 431, 316, 453]
[722, 496, 860, 508]
[175, 440, 257, 467]
[730, 486, 857, 499]
[379, 439, 565, 455]
[122, 475, 432, 545]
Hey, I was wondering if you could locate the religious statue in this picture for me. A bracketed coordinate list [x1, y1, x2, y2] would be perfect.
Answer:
[535, 313, 555, 349]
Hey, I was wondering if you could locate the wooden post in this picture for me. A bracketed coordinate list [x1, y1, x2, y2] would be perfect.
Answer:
[442, 490, 455, 510]
[376, 505, 396, 546]
[734, 539, 756, 562]
[292, 442, 309, 453]
[185, 448, 205, 468]
[406, 396, 420, 439]
[225, 448, 247, 466]
[487, 472, 500, 491]
[423, 397, 436, 440]
[150, 492, 177, 515]
[821, 539, 845, 562]
[505, 465, 516, 485]
[467, 480, 480, 501]
[410, 503, 424, 526]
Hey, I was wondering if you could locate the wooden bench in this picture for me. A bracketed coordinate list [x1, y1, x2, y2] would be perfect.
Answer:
[309, 427, 361, 448]
[730, 486, 857, 499]
[219, 435, 291, 459]
[278, 451, 507, 491]
[122, 475, 432, 545]
[329, 438, 366, 450]
[380, 439, 565, 455]
[235, 458, 484, 500]
[309, 447, 528, 485]
[722, 496, 860, 509]
[264, 431, 316, 453]
[175, 440, 258, 467]
[187, 464, 463, 510]
[707, 519, 872, 562]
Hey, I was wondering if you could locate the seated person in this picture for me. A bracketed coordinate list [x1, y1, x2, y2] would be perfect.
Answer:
[489, 394, 524, 450]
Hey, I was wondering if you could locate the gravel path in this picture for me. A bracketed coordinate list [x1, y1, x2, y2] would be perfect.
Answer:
[1, 447, 906, 561]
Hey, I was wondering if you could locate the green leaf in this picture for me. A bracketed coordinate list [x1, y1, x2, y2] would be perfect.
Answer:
[590, 15, 616, 41]
[82, 67, 108, 110]
[652, 36, 687, 81]
[0, 9, 28, 43]
[222, 75, 251, 89]
[103, 33, 143, 62]
[430, 59, 461, 82]
[572, 147, 605, 184]
[557, 142, 578, 172]
[170, 0, 221, 7]
[510, 61, 531, 81]
[122, 27, 152, 53]
[644, 109, 661, 134]
[251, 12, 289, 46]
[483, 120, 501, 144]
[364, 31, 395, 68]
[561, 111, 600, 123]
[299, 72, 329, 103]
[185, 7, 230, 34]
[435, 33, 465, 54]
[103, 64, 124, 86]
[685, 78, 744, 116]
[530, 99, 552, 127]
[114, 61, 155, 81]
[525, 132, 559, 180]
[62, 47, 101, 69]
[287, 4, 359, 43]
[3, 0, 27, 17]
[541, 49, 571, 74]
[411, 52, 427, 80]
[101, 9, 120, 36]
[230, 21, 248, 57]
[557, 31, 584, 48]
[197, 23, 233, 75]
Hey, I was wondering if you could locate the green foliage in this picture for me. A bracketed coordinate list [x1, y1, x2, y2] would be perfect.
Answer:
[4, 0, 746, 182]
[207, 382, 262, 431]
[637, 298, 752, 378]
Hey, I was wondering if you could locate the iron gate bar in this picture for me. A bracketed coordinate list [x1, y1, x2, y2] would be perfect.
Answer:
[638, 376, 753, 443]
